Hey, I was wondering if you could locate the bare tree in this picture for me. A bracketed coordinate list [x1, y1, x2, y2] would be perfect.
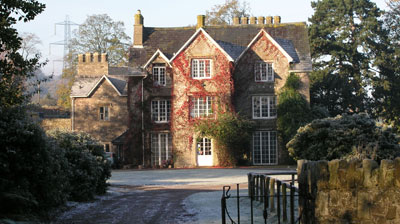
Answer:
[205, 0, 251, 25]
[19, 32, 42, 60]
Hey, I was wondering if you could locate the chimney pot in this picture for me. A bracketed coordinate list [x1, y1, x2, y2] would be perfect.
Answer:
[134, 9, 144, 46]
[233, 17, 240, 25]
[258, 16, 265, 24]
[135, 10, 143, 25]
[250, 17, 256, 24]
[241, 17, 248, 25]
[197, 15, 205, 29]
[274, 16, 281, 24]
[266, 16, 273, 24]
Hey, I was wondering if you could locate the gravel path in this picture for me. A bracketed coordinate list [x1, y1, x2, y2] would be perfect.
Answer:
[52, 168, 295, 224]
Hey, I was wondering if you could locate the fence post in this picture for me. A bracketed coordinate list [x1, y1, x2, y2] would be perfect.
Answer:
[290, 185, 295, 224]
[270, 178, 275, 212]
[265, 177, 270, 208]
[248, 173, 252, 196]
[277, 180, 281, 224]
[282, 183, 287, 222]
[221, 191, 226, 224]
[255, 175, 259, 201]
[237, 184, 240, 224]
[260, 175, 264, 202]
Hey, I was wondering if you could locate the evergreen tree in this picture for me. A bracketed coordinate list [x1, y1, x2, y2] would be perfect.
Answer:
[371, 0, 400, 132]
[308, 0, 386, 115]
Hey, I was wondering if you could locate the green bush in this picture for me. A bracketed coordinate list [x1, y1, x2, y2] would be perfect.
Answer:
[48, 131, 111, 201]
[0, 106, 111, 221]
[287, 113, 400, 161]
[0, 106, 69, 219]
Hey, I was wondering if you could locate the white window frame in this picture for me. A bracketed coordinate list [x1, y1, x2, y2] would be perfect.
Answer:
[99, 106, 109, 121]
[254, 62, 274, 82]
[190, 96, 214, 118]
[153, 66, 166, 86]
[197, 137, 212, 155]
[151, 100, 171, 123]
[191, 59, 212, 79]
[252, 96, 276, 119]
[151, 133, 172, 166]
[253, 131, 277, 165]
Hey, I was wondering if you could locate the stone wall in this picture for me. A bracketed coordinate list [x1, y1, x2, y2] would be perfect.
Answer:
[298, 159, 400, 223]
[41, 118, 71, 131]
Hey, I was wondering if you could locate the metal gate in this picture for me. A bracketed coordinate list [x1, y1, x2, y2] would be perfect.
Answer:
[221, 172, 301, 224]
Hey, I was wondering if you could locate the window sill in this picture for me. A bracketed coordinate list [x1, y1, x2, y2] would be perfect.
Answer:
[252, 117, 277, 120]
[192, 77, 212, 80]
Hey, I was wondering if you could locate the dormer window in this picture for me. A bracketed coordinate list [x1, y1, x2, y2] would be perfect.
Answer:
[153, 65, 166, 86]
[255, 62, 274, 82]
[192, 59, 212, 79]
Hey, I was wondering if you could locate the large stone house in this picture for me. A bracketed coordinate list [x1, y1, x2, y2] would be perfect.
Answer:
[71, 10, 312, 167]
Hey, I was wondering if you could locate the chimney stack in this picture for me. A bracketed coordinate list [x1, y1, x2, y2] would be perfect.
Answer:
[266, 16, 273, 24]
[197, 15, 205, 29]
[134, 10, 144, 47]
[274, 16, 281, 24]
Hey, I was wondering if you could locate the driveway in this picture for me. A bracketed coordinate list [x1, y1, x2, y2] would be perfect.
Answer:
[53, 167, 295, 224]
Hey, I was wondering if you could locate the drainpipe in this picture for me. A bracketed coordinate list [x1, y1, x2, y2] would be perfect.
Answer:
[71, 97, 75, 131]
[141, 78, 145, 167]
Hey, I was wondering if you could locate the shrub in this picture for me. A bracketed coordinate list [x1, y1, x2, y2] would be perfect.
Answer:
[277, 74, 313, 148]
[287, 113, 400, 162]
[0, 106, 69, 219]
[195, 112, 254, 166]
[48, 130, 111, 201]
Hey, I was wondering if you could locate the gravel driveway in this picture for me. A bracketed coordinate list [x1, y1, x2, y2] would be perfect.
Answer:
[53, 167, 295, 224]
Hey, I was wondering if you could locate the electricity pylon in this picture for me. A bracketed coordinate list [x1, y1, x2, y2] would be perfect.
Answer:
[49, 15, 79, 70]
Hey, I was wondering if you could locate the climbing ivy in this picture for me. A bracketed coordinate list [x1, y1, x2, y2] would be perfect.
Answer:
[195, 111, 254, 166]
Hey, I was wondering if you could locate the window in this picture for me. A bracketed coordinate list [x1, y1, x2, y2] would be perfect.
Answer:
[192, 59, 212, 79]
[104, 144, 110, 152]
[190, 96, 214, 118]
[99, 106, 109, 121]
[151, 133, 172, 166]
[151, 100, 171, 123]
[255, 62, 274, 82]
[253, 131, 277, 165]
[153, 66, 166, 86]
[197, 138, 212, 155]
[252, 96, 276, 119]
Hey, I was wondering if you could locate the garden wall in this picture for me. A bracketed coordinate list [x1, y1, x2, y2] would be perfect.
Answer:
[41, 118, 71, 131]
[298, 158, 400, 223]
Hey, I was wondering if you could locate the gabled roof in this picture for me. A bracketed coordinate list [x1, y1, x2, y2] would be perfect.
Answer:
[71, 75, 127, 98]
[129, 22, 312, 72]
[235, 29, 295, 63]
[143, 49, 172, 69]
[170, 28, 234, 62]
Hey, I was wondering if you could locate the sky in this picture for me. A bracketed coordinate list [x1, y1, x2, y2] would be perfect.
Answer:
[15, 0, 389, 76]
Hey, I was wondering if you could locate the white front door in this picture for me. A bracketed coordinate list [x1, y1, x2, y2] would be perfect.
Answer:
[197, 138, 213, 166]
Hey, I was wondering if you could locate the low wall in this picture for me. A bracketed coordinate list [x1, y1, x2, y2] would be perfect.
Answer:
[41, 118, 71, 131]
[298, 158, 400, 223]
